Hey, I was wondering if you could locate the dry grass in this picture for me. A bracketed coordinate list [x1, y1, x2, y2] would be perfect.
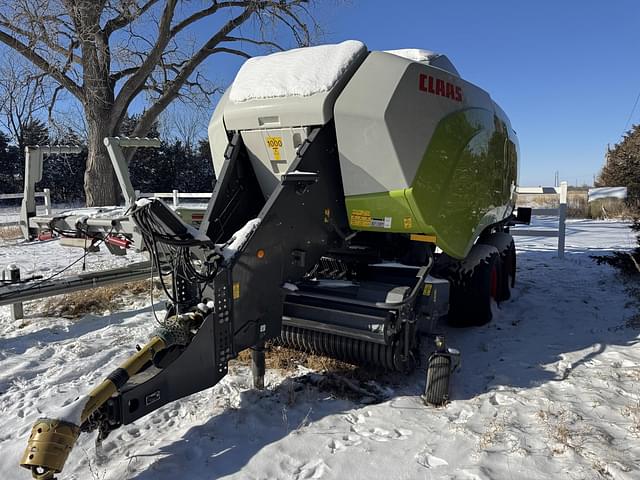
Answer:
[516, 192, 631, 219]
[589, 198, 636, 219]
[537, 407, 591, 456]
[621, 401, 640, 437]
[234, 343, 356, 374]
[478, 414, 507, 450]
[41, 279, 155, 318]
[0, 224, 21, 240]
[232, 343, 389, 402]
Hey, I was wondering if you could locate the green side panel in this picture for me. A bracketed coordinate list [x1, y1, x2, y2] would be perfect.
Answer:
[346, 107, 516, 259]
[345, 189, 428, 233]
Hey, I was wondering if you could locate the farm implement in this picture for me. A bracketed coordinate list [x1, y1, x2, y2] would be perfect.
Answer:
[15, 40, 529, 479]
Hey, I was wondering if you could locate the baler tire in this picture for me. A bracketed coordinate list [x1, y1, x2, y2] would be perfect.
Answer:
[479, 232, 515, 301]
[424, 354, 451, 406]
[446, 245, 501, 327]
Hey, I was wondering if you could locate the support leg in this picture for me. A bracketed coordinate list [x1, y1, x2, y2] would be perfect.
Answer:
[251, 342, 266, 390]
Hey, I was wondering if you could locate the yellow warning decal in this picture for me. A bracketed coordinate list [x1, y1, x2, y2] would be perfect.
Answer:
[233, 282, 241, 300]
[423, 283, 433, 296]
[403, 216, 413, 229]
[350, 209, 372, 227]
[411, 233, 437, 243]
[266, 136, 283, 161]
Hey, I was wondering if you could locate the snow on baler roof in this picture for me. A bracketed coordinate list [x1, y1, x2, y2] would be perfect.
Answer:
[229, 40, 367, 102]
[227, 42, 459, 105]
[385, 48, 460, 77]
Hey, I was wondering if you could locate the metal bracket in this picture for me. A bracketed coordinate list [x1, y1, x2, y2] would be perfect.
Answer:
[103, 136, 161, 208]
[20, 144, 82, 240]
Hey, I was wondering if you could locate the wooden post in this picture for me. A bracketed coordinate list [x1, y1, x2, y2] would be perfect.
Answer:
[557, 181, 567, 258]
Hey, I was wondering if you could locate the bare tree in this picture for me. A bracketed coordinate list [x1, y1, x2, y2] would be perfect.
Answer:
[162, 103, 209, 152]
[49, 97, 89, 142]
[0, 1, 319, 205]
[0, 53, 51, 151]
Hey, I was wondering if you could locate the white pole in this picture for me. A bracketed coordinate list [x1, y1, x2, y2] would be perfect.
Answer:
[43, 188, 51, 216]
[172, 189, 179, 208]
[557, 181, 567, 258]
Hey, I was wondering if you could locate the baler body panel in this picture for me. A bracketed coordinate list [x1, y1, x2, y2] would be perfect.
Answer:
[208, 42, 519, 259]
[334, 51, 518, 258]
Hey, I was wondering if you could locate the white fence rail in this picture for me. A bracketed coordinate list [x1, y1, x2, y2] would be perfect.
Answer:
[136, 190, 212, 208]
[512, 181, 567, 258]
[0, 188, 51, 217]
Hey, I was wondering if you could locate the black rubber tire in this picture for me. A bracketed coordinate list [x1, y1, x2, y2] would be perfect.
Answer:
[424, 354, 451, 406]
[479, 232, 516, 301]
[446, 244, 501, 327]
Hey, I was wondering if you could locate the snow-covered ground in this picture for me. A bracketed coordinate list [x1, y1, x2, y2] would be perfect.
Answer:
[0, 203, 84, 227]
[0, 217, 638, 480]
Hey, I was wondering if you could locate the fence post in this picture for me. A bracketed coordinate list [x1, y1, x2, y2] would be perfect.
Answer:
[557, 181, 567, 258]
[43, 188, 51, 216]
[8, 266, 24, 320]
[172, 189, 179, 208]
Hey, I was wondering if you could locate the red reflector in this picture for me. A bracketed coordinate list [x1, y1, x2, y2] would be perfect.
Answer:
[105, 235, 131, 249]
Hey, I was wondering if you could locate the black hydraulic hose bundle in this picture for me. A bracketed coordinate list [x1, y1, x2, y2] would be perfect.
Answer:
[130, 199, 217, 308]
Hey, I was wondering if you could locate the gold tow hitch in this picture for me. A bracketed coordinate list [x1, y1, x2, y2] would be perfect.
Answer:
[19, 308, 205, 479]
[20, 419, 80, 480]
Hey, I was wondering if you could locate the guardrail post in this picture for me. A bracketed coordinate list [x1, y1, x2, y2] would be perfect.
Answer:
[8, 265, 24, 320]
[43, 188, 51, 216]
[557, 181, 567, 258]
[172, 189, 179, 208]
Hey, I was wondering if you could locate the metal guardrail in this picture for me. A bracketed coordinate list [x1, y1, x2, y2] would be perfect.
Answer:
[512, 181, 568, 258]
[0, 262, 154, 318]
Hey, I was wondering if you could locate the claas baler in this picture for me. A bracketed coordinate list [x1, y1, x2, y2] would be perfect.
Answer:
[20, 40, 524, 479]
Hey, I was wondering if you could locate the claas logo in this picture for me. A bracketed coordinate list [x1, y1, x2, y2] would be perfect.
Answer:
[419, 73, 462, 102]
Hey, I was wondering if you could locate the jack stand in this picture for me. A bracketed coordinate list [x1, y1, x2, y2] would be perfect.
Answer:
[251, 342, 266, 390]
[423, 335, 460, 406]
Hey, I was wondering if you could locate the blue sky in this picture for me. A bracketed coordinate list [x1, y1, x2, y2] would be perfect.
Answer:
[195, 0, 639, 187]
[313, 0, 640, 186]
[11, 1, 631, 187]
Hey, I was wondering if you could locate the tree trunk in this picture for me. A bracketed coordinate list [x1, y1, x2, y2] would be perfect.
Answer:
[84, 114, 118, 206]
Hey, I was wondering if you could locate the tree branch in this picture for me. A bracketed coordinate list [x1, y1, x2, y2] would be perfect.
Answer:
[167, 1, 252, 39]
[48, 84, 65, 124]
[0, 15, 81, 64]
[207, 47, 251, 59]
[0, 28, 83, 100]
[222, 35, 284, 51]
[103, 0, 160, 36]
[110, 66, 141, 82]
[110, 0, 178, 129]
[130, 7, 255, 138]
